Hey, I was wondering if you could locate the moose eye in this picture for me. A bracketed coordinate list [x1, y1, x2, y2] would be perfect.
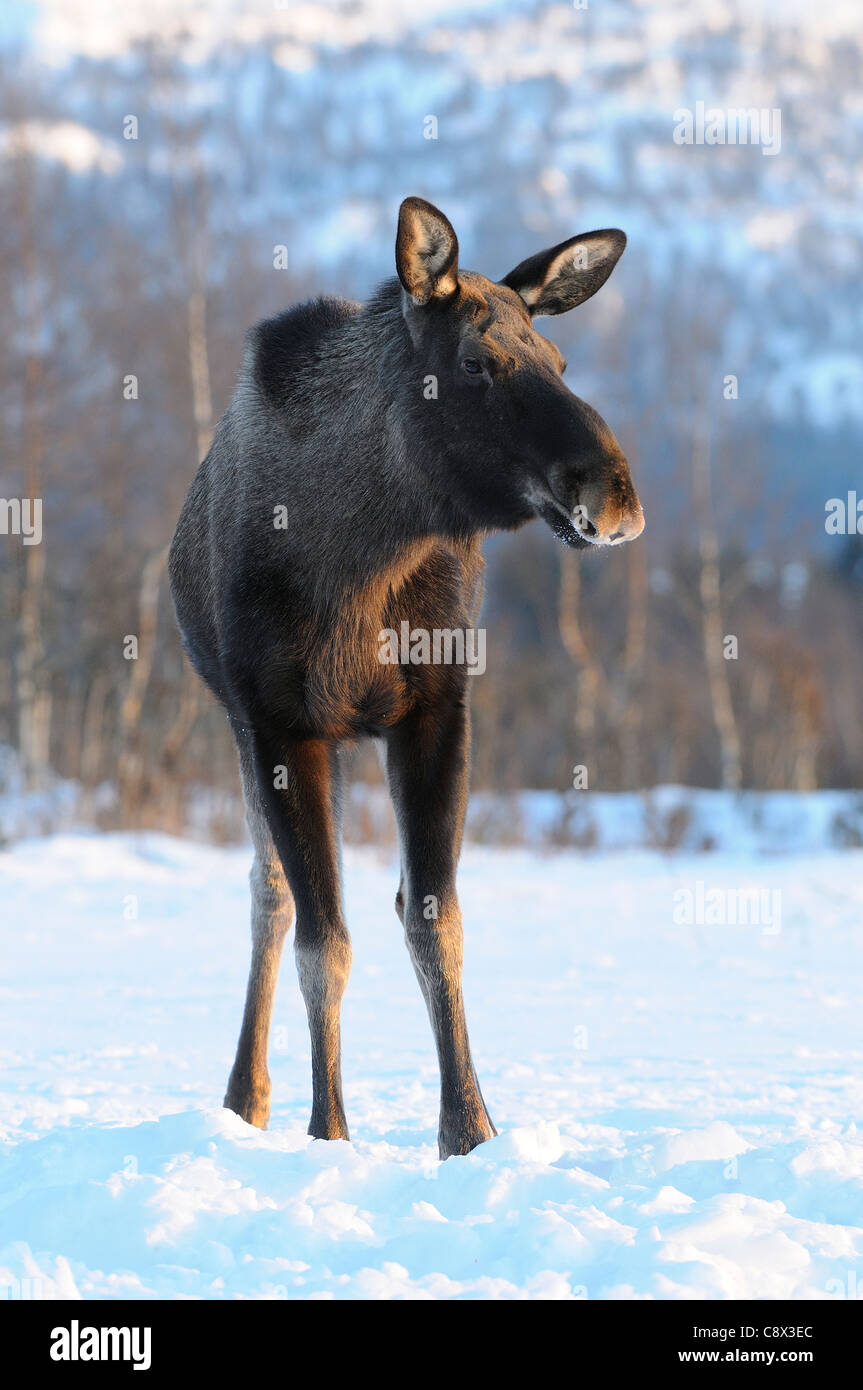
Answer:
[461, 357, 483, 376]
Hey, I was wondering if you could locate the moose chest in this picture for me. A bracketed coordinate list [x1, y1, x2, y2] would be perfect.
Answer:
[286, 541, 482, 739]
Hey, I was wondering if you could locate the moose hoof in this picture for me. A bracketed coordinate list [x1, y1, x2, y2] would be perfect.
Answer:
[224, 1074, 271, 1130]
[307, 1110, 351, 1142]
[438, 1117, 497, 1160]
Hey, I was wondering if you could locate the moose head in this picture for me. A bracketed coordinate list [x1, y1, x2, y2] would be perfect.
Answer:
[395, 195, 644, 549]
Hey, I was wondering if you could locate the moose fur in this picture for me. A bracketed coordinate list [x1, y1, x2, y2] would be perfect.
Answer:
[169, 196, 643, 1157]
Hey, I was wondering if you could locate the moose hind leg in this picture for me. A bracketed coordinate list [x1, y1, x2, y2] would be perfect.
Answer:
[224, 738, 294, 1129]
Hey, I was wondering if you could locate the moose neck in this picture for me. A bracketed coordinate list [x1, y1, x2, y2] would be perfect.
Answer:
[300, 282, 481, 592]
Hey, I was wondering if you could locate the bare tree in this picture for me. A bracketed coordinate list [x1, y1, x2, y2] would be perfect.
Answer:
[558, 551, 604, 759]
[11, 131, 51, 791]
[117, 545, 169, 819]
[692, 418, 742, 791]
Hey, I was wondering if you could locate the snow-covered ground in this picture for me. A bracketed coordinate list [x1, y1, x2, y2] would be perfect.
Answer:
[1, 832, 862, 1300]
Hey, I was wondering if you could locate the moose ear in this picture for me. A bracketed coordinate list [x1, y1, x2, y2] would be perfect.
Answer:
[396, 196, 459, 305]
[501, 229, 626, 316]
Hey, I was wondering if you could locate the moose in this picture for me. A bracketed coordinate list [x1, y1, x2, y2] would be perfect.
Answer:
[169, 197, 644, 1158]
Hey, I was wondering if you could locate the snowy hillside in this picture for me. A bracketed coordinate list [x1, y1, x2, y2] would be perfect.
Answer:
[6, 0, 862, 442]
[2, 832, 862, 1299]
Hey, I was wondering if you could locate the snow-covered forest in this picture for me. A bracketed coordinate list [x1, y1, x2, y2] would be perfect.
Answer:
[1, 0, 862, 831]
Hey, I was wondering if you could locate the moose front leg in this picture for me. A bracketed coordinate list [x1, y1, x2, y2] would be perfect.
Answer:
[385, 700, 496, 1158]
[249, 733, 352, 1142]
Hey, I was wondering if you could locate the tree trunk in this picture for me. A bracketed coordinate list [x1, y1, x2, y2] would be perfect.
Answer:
[14, 136, 51, 791]
[558, 551, 606, 770]
[118, 545, 169, 819]
[692, 423, 742, 791]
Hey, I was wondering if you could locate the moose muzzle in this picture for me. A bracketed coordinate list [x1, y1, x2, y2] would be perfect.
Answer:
[538, 389, 645, 548]
[572, 469, 645, 546]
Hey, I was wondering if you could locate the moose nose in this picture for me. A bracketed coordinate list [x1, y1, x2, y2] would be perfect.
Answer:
[573, 479, 645, 546]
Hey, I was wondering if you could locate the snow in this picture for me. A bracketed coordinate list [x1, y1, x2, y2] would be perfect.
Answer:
[6, 741, 863, 853]
[0, 121, 122, 174]
[352, 782, 863, 854]
[27, 0, 863, 66]
[11, 1, 862, 443]
[2, 832, 862, 1300]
